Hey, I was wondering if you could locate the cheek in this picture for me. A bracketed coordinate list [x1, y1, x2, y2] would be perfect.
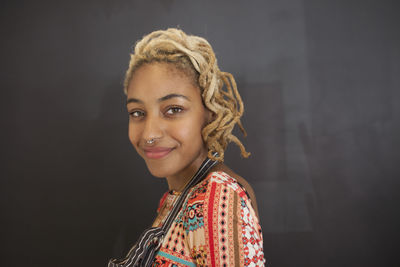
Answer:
[173, 116, 205, 145]
[128, 122, 141, 149]
[174, 126, 195, 143]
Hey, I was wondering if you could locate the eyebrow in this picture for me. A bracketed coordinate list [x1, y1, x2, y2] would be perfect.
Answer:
[126, 93, 190, 104]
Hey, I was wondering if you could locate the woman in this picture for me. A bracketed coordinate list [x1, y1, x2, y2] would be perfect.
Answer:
[110, 28, 265, 267]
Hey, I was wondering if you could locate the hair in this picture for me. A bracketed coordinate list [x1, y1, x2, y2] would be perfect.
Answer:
[124, 28, 250, 162]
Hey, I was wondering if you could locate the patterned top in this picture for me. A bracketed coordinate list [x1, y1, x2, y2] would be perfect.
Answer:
[151, 171, 265, 267]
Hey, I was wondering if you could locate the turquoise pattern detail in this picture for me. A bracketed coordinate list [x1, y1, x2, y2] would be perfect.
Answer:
[183, 202, 204, 232]
[156, 250, 196, 267]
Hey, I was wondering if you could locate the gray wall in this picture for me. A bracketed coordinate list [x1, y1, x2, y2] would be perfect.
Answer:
[1, 0, 399, 266]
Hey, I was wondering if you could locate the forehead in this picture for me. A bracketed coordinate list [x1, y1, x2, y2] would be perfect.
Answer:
[127, 63, 200, 100]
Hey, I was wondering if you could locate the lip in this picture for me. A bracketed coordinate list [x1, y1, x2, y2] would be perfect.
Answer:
[143, 147, 174, 159]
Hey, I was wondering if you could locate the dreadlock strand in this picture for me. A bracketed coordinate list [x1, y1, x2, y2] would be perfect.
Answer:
[228, 134, 251, 158]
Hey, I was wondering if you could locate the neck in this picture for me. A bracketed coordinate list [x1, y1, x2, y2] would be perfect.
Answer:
[166, 151, 209, 192]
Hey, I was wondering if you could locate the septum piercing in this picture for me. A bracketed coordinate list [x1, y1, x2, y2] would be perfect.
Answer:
[146, 139, 155, 144]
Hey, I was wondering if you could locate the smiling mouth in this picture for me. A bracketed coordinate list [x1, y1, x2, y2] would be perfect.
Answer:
[144, 147, 174, 159]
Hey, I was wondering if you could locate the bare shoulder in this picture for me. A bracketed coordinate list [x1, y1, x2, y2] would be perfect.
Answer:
[210, 163, 260, 218]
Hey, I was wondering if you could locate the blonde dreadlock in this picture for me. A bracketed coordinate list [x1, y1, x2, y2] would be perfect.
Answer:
[124, 28, 250, 162]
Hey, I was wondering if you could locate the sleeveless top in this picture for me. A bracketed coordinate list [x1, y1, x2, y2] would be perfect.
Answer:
[151, 171, 265, 267]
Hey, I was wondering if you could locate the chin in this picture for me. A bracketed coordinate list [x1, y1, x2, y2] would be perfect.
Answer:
[145, 161, 177, 178]
[148, 168, 168, 178]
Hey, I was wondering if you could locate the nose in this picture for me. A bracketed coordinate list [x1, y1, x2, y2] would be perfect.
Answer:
[142, 113, 163, 144]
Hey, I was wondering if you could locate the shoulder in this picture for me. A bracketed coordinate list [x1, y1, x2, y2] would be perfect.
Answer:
[180, 171, 248, 212]
[184, 171, 252, 212]
[186, 171, 248, 199]
[204, 171, 249, 198]
[208, 163, 260, 218]
[179, 171, 254, 232]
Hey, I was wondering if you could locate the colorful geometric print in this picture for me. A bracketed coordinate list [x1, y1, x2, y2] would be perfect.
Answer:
[190, 245, 207, 266]
[151, 171, 265, 267]
[182, 202, 204, 232]
[154, 249, 196, 267]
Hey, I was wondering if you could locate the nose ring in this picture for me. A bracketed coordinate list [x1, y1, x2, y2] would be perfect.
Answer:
[146, 139, 155, 144]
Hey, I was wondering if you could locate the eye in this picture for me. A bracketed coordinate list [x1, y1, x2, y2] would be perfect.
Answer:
[165, 106, 183, 116]
[129, 110, 145, 118]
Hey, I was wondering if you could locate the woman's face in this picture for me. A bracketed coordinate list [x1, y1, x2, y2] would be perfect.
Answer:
[126, 63, 210, 178]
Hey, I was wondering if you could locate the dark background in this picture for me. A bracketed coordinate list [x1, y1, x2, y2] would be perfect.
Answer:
[1, 0, 399, 266]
